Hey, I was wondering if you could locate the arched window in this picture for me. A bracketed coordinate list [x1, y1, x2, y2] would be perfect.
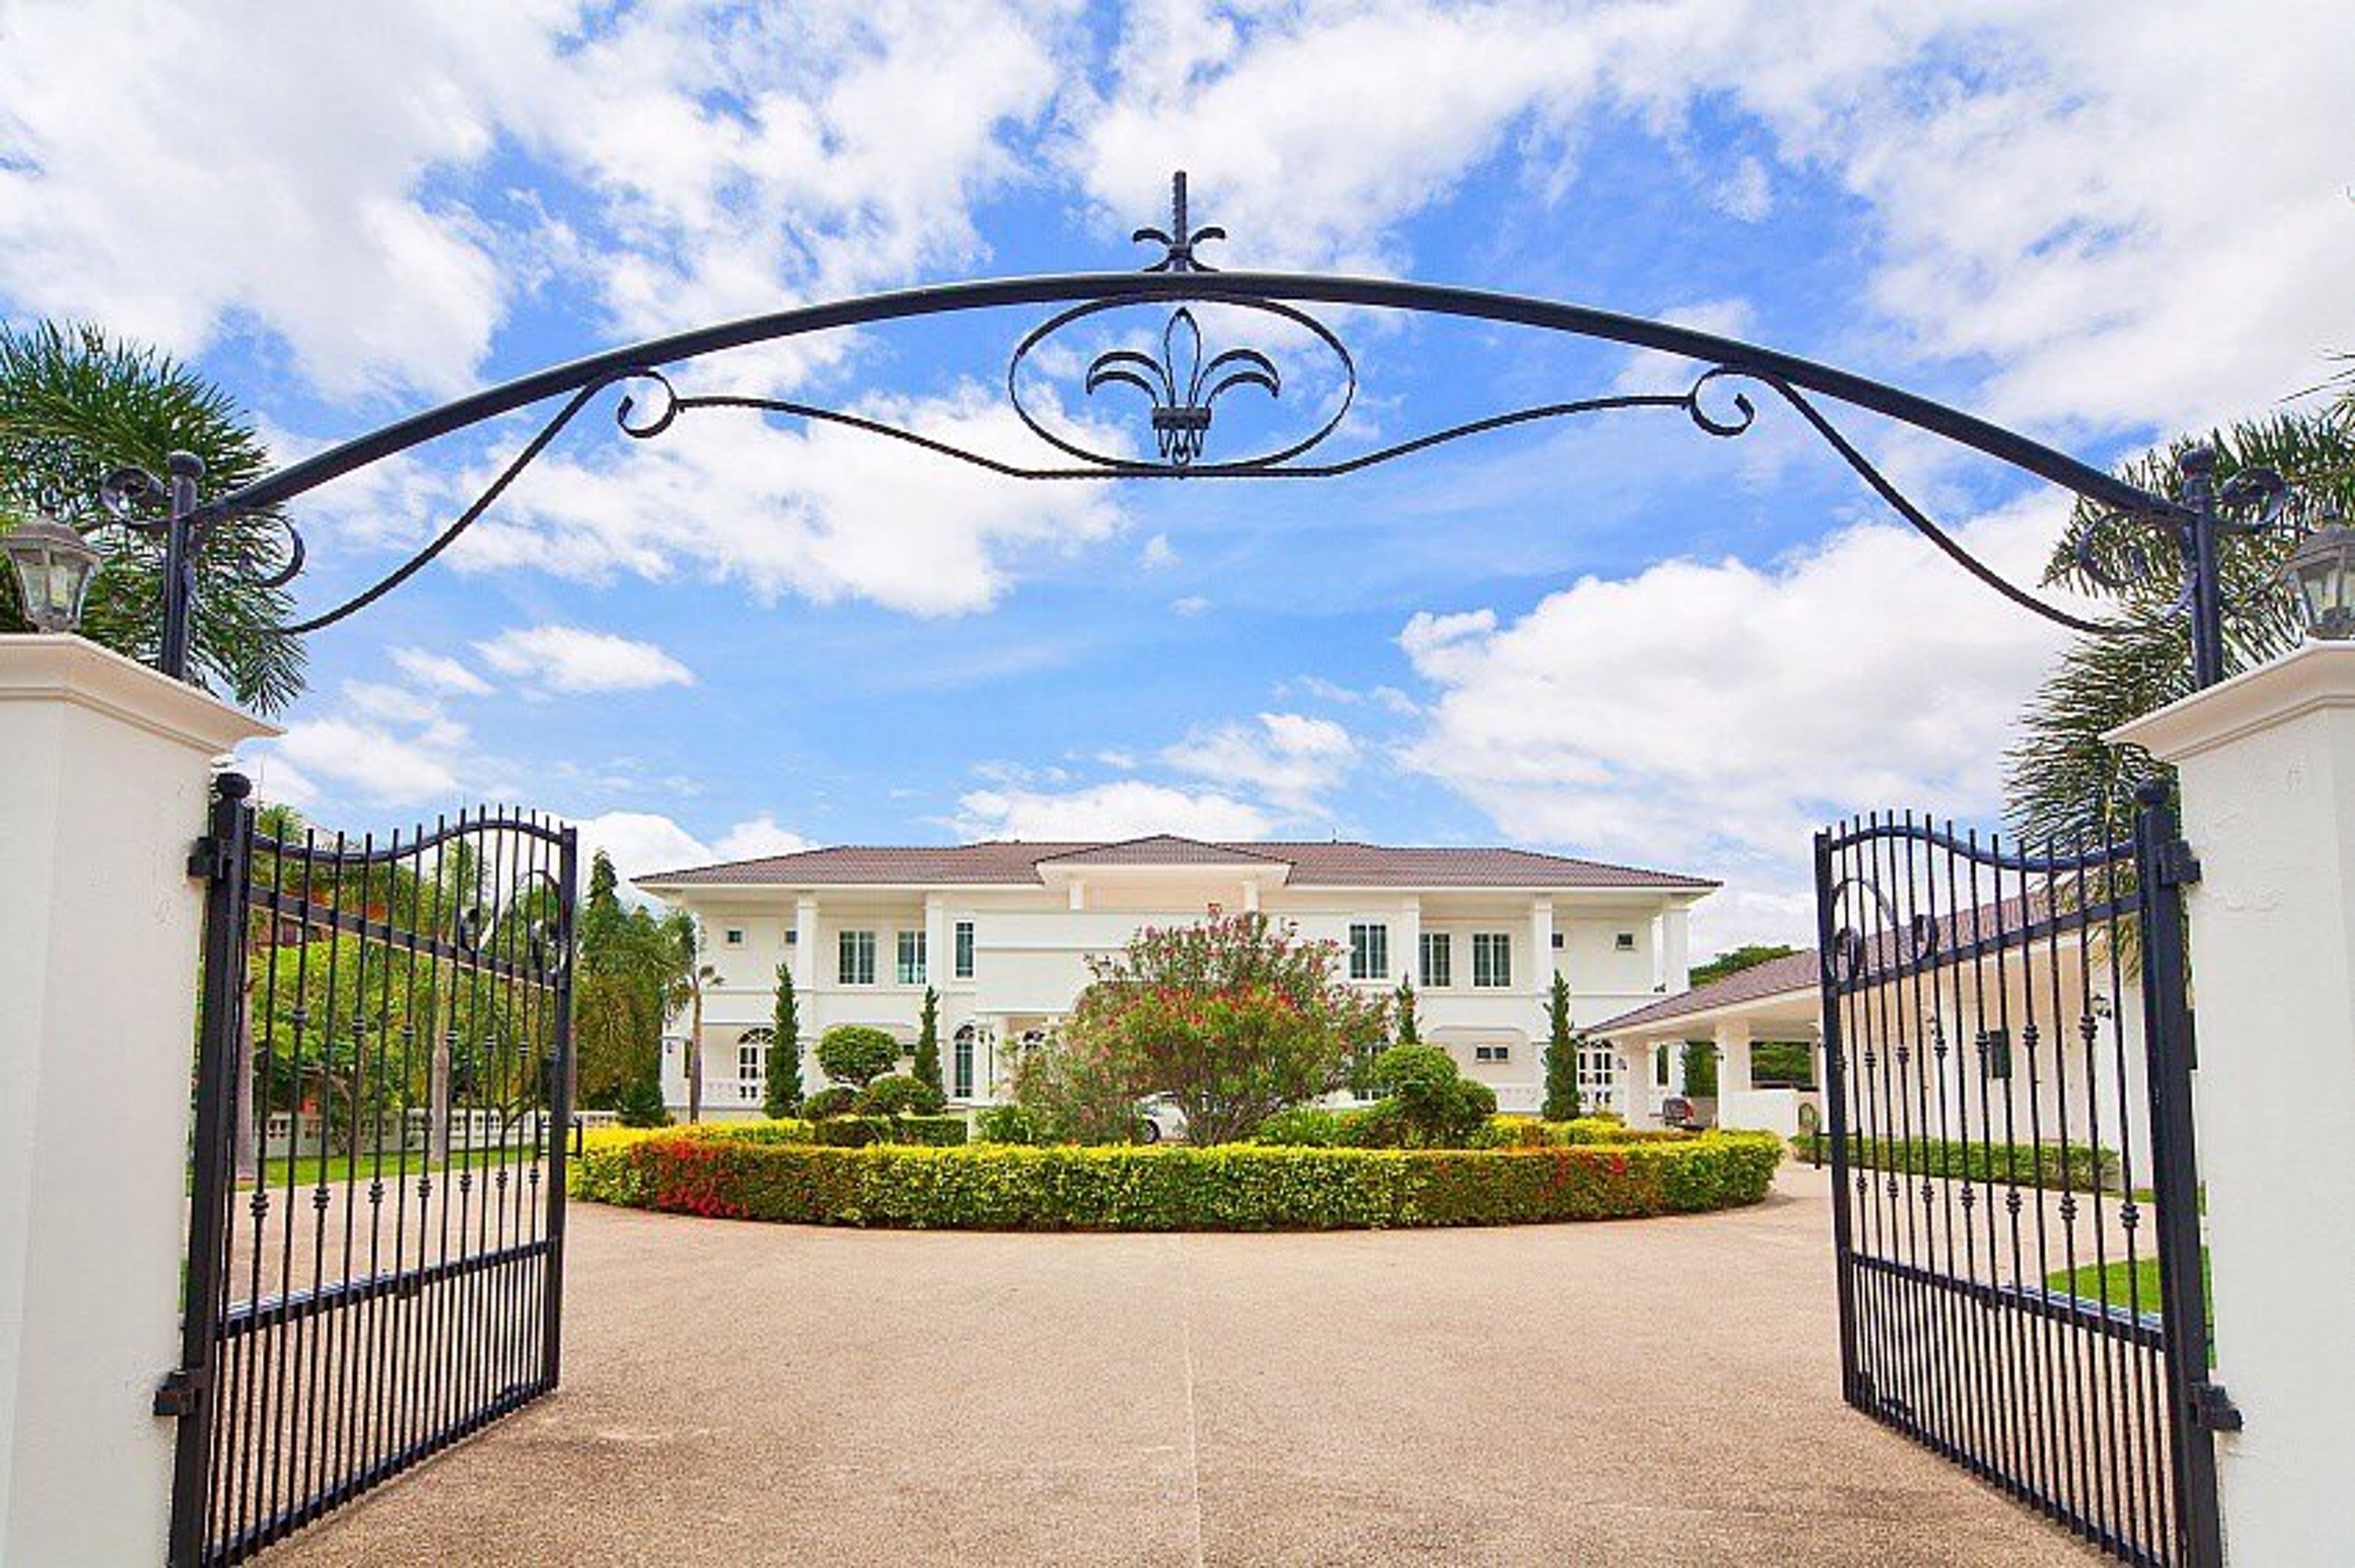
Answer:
[952, 1024, 976, 1100]
[737, 1027, 775, 1102]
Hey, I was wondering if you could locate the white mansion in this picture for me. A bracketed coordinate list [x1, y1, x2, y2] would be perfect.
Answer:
[639, 834, 1715, 1117]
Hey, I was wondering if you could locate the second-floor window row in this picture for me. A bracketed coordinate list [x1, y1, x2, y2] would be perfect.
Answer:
[1471, 931, 1512, 989]
[1349, 922, 1388, 981]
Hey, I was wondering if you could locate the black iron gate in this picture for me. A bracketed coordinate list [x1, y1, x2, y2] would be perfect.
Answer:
[166, 772, 577, 1566]
[1814, 786, 2232, 1566]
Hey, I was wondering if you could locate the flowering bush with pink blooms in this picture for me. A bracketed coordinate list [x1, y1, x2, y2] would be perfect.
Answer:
[1011, 911, 1389, 1145]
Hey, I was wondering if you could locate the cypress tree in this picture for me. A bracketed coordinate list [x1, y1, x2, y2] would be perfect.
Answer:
[912, 985, 945, 1106]
[1542, 971, 1581, 1121]
[1393, 978, 1420, 1044]
[764, 960, 804, 1117]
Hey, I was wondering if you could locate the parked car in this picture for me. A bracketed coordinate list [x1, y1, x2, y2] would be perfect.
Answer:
[1136, 1095, 1189, 1144]
[1660, 1095, 1701, 1130]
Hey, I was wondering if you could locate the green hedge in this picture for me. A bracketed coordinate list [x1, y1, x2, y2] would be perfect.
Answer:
[659, 1115, 968, 1149]
[1812, 1134, 2118, 1191]
[572, 1131, 1783, 1230]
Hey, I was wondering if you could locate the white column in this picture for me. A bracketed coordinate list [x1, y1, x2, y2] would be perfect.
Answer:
[2112, 643, 2355, 1559]
[1068, 877, 1086, 911]
[0, 637, 275, 1566]
[1396, 896, 1421, 991]
[1714, 1018, 1753, 1093]
[1530, 898, 1554, 991]
[1617, 1044, 1650, 1123]
[1668, 1039, 1688, 1097]
[792, 896, 820, 1091]
[922, 893, 946, 990]
[1660, 906, 1691, 994]
[1241, 876, 1260, 914]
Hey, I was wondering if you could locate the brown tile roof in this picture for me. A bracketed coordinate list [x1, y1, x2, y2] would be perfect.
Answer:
[1035, 836, 1290, 867]
[641, 838, 1714, 890]
[1595, 949, 1820, 1033]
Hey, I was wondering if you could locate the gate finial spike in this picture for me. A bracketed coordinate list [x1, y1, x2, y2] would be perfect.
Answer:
[1133, 168, 1225, 272]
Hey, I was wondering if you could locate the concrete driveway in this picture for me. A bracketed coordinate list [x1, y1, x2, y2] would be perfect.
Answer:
[269, 1164, 2098, 1567]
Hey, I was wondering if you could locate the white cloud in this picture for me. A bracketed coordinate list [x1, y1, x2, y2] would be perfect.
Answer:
[448, 384, 1125, 616]
[1399, 500, 2081, 950]
[713, 814, 813, 861]
[473, 625, 695, 694]
[1165, 711, 1358, 813]
[954, 781, 1274, 841]
[1141, 533, 1179, 568]
[390, 646, 492, 696]
[264, 716, 464, 809]
[572, 808, 817, 899]
[1171, 595, 1212, 616]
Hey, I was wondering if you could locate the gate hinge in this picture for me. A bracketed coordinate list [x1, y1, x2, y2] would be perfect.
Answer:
[2189, 1381, 2243, 1432]
[188, 834, 229, 883]
[2154, 839, 2202, 888]
[153, 1366, 209, 1419]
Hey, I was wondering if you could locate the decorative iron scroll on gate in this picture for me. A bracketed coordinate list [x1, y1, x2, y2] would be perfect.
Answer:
[1813, 787, 2231, 1567]
[167, 773, 577, 1567]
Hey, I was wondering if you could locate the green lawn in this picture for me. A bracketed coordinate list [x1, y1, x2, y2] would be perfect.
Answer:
[2044, 1249, 2213, 1361]
[231, 1142, 543, 1191]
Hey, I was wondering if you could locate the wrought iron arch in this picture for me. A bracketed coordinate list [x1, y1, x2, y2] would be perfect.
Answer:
[127, 171, 2289, 675]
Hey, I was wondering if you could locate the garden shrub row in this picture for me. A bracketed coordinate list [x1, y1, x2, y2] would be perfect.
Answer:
[1252, 1109, 1690, 1150]
[570, 1130, 1784, 1231]
[581, 1114, 966, 1156]
[1810, 1133, 2120, 1191]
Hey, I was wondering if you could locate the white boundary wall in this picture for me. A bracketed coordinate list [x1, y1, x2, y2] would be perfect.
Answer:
[0, 637, 274, 1566]
[2114, 641, 2355, 1563]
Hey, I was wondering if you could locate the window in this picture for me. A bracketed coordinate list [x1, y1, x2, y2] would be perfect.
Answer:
[1472, 932, 1512, 988]
[896, 930, 927, 985]
[1614, 931, 1637, 952]
[838, 929, 876, 985]
[1419, 931, 1451, 988]
[1348, 922, 1388, 981]
[954, 919, 976, 979]
[953, 1024, 976, 1100]
[1474, 1042, 1511, 1064]
[1550, 931, 1564, 949]
[737, 1027, 773, 1103]
[724, 928, 745, 947]
[1982, 1027, 2013, 1081]
[1578, 1044, 1617, 1109]
[1655, 1044, 1671, 1087]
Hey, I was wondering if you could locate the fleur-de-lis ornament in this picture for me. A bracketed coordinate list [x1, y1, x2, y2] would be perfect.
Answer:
[1132, 169, 1224, 273]
[1085, 308, 1280, 467]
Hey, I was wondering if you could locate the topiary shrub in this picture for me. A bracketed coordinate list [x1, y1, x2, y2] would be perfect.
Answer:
[1361, 1044, 1496, 1148]
[817, 1025, 902, 1089]
[860, 1071, 946, 1118]
[802, 1085, 858, 1120]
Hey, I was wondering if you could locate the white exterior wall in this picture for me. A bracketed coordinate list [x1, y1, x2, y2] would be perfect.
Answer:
[657, 876, 1704, 1115]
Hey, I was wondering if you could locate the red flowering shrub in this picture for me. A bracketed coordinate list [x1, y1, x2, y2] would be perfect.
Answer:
[1014, 911, 1389, 1145]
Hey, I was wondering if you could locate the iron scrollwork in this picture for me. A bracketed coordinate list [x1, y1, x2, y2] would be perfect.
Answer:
[234, 166, 2199, 645]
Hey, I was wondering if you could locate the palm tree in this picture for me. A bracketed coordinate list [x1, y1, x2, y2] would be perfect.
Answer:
[659, 910, 718, 1123]
[2005, 400, 2355, 846]
[0, 321, 304, 711]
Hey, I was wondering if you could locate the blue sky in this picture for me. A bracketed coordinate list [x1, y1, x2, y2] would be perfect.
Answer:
[4, 1, 2349, 952]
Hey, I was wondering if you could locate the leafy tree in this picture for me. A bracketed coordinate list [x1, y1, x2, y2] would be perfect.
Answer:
[912, 986, 944, 1101]
[1542, 972, 1582, 1122]
[816, 1024, 901, 1089]
[764, 961, 804, 1117]
[0, 321, 305, 710]
[1020, 911, 1388, 1145]
[2007, 403, 2355, 845]
[1689, 944, 1799, 989]
[573, 852, 668, 1112]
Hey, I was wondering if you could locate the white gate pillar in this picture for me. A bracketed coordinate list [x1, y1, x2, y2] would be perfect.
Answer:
[2113, 641, 2355, 1561]
[0, 637, 274, 1566]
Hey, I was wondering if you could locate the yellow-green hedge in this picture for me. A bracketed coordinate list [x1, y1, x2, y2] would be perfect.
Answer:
[571, 1130, 1783, 1231]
